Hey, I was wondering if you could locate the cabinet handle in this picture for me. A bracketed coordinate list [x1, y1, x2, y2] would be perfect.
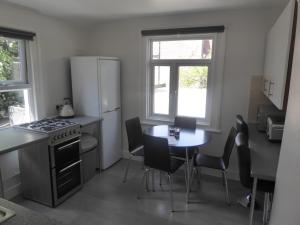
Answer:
[268, 81, 275, 96]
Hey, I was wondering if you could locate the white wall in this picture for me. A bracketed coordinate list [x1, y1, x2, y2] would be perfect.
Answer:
[270, 2, 300, 224]
[0, 2, 88, 198]
[88, 8, 281, 179]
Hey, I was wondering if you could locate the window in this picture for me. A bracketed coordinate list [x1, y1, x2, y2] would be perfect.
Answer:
[0, 36, 35, 128]
[143, 33, 225, 129]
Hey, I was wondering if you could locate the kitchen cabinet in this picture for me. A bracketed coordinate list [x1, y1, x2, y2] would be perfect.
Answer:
[263, 0, 297, 110]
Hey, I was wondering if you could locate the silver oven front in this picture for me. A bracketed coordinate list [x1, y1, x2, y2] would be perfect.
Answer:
[49, 137, 83, 206]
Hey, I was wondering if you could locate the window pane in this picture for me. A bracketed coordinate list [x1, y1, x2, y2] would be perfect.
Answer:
[177, 66, 208, 118]
[0, 37, 26, 83]
[152, 39, 213, 60]
[153, 66, 170, 115]
[0, 90, 31, 128]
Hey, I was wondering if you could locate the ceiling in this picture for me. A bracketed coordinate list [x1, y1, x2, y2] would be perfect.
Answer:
[3, 0, 288, 22]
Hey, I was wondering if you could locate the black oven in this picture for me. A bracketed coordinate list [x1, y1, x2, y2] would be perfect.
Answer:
[50, 137, 83, 206]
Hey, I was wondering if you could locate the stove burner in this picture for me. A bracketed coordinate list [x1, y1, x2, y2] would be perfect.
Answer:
[17, 118, 78, 133]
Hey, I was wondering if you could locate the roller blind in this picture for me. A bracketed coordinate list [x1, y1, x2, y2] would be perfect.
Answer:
[141, 26, 225, 36]
[0, 26, 36, 40]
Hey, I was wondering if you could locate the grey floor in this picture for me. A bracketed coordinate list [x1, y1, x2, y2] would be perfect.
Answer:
[13, 159, 265, 225]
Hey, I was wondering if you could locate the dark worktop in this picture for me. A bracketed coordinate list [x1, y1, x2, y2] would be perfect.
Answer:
[0, 127, 48, 155]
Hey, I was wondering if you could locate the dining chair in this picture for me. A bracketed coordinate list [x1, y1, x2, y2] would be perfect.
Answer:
[235, 114, 252, 207]
[235, 133, 275, 224]
[138, 134, 185, 212]
[171, 116, 197, 187]
[123, 117, 144, 183]
[236, 114, 249, 139]
[188, 127, 237, 204]
[174, 116, 197, 130]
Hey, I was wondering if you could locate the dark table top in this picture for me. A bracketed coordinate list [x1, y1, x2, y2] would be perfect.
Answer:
[249, 124, 281, 181]
[143, 125, 211, 148]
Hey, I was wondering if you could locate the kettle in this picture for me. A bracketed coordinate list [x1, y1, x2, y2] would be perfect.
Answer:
[59, 98, 75, 118]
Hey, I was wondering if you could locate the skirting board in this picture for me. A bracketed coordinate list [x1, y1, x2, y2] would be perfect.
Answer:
[122, 150, 240, 181]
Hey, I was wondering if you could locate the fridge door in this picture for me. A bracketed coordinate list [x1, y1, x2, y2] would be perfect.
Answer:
[101, 109, 122, 169]
[99, 59, 120, 113]
[71, 57, 101, 117]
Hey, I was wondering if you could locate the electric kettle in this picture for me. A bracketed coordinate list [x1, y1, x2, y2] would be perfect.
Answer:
[59, 98, 75, 118]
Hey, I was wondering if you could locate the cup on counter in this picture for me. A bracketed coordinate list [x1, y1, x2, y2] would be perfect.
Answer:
[169, 127, 175, 136]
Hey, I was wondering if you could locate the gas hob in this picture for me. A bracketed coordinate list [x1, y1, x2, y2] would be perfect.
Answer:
[15, 118, 81, 145]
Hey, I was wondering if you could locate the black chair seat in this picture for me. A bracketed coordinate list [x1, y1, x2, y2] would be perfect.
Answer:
[255, 179, 275, 193]
[132, 147, 144, 157]
[194, 152, 225, 170]
[170, 157, 185, 173]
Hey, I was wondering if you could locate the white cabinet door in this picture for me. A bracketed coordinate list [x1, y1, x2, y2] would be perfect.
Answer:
[263, 0, 295, 109]
[99, 59, 120, 112]
[101, 109, 122, 169]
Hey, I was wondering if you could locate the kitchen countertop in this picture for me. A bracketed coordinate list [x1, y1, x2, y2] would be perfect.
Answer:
[0, 127, 48, 155]
[249, 123, 281, 181]
[0, 198, 64, 225]
[65, 116, 101, 127]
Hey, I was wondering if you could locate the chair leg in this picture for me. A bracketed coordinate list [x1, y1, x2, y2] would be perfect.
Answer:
[146, 169, 150, 192]
[223, 171, 231, 205]
[196, 168, 201, 187]
[137, 168, 148, 199]
[159, 171, 162, 186]
[187, 166, 196, 203]
[168, 174, 174, 212]
[263, 193, 268, 224]
[152, 169, 155, 192]
[123, 157, 131, 183]
[222, 172, 225, 186]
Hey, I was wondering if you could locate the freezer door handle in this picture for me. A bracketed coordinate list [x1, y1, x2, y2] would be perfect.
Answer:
[103, 107, 120, 113]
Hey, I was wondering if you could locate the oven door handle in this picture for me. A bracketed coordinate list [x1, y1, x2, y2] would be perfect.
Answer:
[57, 140, 81, 151]
[59, 160, 82, 173]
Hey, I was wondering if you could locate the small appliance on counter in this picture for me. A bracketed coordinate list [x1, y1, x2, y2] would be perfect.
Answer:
[256, 104, 285, 132]
[267, 116, 285, 142]
[58, 98, 75, 118]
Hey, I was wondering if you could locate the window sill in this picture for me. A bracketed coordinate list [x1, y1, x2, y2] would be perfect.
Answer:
[141, 118, 221, 133]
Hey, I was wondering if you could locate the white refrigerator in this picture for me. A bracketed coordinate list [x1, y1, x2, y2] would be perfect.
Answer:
[70, 56, 122, 170]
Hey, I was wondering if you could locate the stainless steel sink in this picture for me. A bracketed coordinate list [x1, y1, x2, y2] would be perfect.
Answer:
[0, 205, 15, 223]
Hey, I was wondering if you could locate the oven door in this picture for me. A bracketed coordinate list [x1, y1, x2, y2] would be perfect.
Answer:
[52, 160, 83, 206]
[51, 138, 81, 170]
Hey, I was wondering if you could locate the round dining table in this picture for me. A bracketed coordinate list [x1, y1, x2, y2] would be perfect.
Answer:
[143, 125, 211, 201]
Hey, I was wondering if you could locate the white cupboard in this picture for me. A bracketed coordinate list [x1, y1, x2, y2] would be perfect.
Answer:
[263, 0, 297, 109]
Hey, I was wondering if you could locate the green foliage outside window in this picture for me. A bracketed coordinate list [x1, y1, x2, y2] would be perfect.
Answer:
[0, 37, 24, 117]
[179, 66, 208, 89]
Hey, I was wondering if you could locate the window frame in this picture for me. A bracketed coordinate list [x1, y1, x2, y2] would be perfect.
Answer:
[0, 36, 37, 126]
[145, 33, 218, 126]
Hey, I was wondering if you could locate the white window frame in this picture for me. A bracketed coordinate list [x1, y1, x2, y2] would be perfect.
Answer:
[0, 37, 38, 125]
[141, 32, 226, 131]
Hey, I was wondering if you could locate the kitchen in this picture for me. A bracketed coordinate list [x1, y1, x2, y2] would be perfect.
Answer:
[0, 0, 300, 225]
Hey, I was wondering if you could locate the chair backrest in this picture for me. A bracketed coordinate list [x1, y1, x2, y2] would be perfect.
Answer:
[143, 134, 171, 172]
[235, 133, 252, 188]
[222, 127, 237, 169]
[125, 117, 143, 153]
[236, 115, 249, 139]
[174, 116, 196, 130]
